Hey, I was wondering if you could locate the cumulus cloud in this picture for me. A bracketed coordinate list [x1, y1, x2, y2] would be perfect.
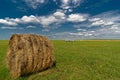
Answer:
[0, 14, 59, 27]
[1, 10, 120, 40]
[0, 8, 90, 29]
[1, 15, 40, 25]
[0, 19, 17, 26]
[53, 11, 66, 19]
[21, 15, 40, 23]
[39, 16, 57, 26]
[67, 14, 88, 22]
[38, 10, 66, 27]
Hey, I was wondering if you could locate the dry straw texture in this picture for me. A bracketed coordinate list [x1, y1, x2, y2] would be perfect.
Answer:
[6, 34, 55, 78]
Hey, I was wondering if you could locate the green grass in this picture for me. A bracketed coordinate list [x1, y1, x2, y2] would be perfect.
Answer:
[0, 40, 120, 80]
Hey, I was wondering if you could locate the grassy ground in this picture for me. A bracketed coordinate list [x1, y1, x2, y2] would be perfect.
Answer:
[0, 40, 120, 80]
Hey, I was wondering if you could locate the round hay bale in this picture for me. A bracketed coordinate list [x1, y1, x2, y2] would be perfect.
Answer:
[6, 34, 55, 78]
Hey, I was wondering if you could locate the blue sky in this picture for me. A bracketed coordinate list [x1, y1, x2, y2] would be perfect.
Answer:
[0, 0, 120, 40]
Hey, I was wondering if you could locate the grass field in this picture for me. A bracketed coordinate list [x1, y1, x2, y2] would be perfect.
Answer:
[0, 40, 120, 80]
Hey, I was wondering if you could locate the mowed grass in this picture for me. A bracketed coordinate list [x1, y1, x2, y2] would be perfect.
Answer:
[0, 40, 120, 80]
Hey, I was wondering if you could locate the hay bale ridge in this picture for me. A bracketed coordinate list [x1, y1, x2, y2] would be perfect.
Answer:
[6, 34, 55, 78]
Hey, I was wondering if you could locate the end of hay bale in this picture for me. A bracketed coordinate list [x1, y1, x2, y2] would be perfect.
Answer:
[6, 34, 56, 78]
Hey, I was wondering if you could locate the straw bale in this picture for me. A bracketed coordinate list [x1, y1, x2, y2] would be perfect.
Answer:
[6, 34, 55, 78]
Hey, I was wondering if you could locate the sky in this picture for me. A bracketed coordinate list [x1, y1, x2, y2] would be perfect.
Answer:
[0, 0, 120, 40]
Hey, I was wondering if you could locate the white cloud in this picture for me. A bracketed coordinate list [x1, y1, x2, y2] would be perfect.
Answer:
[89, 18, 101, 22]
[60, 26, 120, 39]
[0, 15, 40, 25]
[69, 32, 83, 36]
[26, 25, 36, 28]
[91, 20, 104, 26]
[0, 10, 120, 39]
[0, 19, 17, 26]
[54, 11, 65, 17]
[39, 16, 57, 26]
[90, 19, 114, 26]
[53, 0, 83, 10]
[63, 11, 120, 39]
[1, 10, 120, 40]
[76, 28, 86, 31]
[95, 27, 120, 36]
[1, 26, 23, 30]
[21, 15, 40, 23]
[51, 30, 96, 40]
[0, 12, 63, 28]
[84, 33, 93, 36]
[59, 0, 83, 9]
[67, 14, 88, 22]
[0, 10, 89, 29]
[53, 11, 66, 19]
[39, 10, 66, 26]
[12, 18, 21, 23]
[1, 26, 17, 29]
[51, 32, 78, 40]
[90, 11, 120, 27]
[23, 0, 46, 9]
[104, 21, 114, 26]
[69, 31, 94, 37]
[68, 9, 73, 12]
[61, 0, 70, 9]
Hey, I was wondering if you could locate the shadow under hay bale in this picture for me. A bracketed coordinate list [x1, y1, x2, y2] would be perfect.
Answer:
[6, 34, 56, 78]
